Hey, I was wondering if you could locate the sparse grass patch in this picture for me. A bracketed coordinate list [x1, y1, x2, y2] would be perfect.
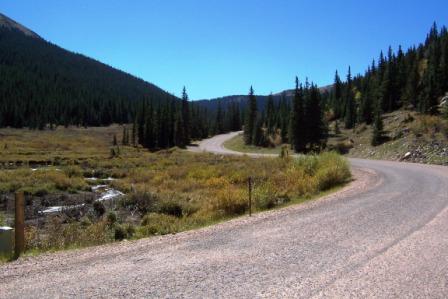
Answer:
[411, 115, 448, 139]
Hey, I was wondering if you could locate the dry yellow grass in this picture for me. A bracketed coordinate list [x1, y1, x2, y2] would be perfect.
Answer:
[0, 126, 351, 253]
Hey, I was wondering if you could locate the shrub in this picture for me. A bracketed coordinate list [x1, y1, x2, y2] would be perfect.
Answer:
[254, 183, 277, 210]
[0, 212, 5, 226]
[114, 225, 127, 240]
[330, 141, 353, 154]
[295, 155, 319, 176]
[140, 213, 180, 235]
[411, 115, 448, 138]
[157, 200, 184, 217]
[80, 216, 92, 227]
[279, 145, 290, 160]
[210, 187, 247, 216]
[315, 152, 351, 191]
[93, 201, 106, 216]
[120, 192, 158, 215]
[106, 211, 117, 225]
[64, 165, 83, 178]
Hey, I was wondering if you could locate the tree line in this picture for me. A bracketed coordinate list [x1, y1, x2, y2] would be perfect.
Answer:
[2, 21, 447, 152]
[326, 23, 448, 144]
[0, 26, 173, 129]
[243, 78, 326, 153]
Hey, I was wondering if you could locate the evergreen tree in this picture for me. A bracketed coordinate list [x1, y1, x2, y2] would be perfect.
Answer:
[131, 119, 137, 146]
[289, 77, 307, 153]
[278, 93, 290, 143]
[305, 84, 325, 150]
[181, 87, 191, 145]
[253, 116, 266, 147]
[266, 93, 275, 134]
[144, 104, 155, 149]
[215, 103, 225, 134]
[174, 111, 185, 148]
[332, 70, 343, 118]
[244, 86, 257, 145]
[344, 67, 356, 129]
[371, 105, 384, 146]
[137, 102, 146, 146]
[122, 126, 127, 145]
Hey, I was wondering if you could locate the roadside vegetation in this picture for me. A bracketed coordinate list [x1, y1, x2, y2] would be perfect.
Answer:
[226, 110, 448, 165]
[0, 126, 351, 257]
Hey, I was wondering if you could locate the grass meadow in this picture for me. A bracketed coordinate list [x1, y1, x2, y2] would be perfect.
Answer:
[0, 126, 351, 256]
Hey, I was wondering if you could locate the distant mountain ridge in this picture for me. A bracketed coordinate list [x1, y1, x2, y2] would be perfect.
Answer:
[196, 85, 333, 113]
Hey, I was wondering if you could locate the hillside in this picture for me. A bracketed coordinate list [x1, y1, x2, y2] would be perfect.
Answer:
[327, 110, 448, 165]
[223, 109, 448, 166]
[196, 85, 332, 114]
[0, 13, 176, 129]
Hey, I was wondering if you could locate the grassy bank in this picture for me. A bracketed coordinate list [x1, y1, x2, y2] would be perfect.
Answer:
[223, 133, 283, 155]
[224, 111, 448, 165]
[0, 126, 351, 257]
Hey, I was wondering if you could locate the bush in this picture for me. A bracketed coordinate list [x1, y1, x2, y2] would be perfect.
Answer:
[120, 192, 159, 215]
[157, 200, 183, 217]
[64, 165, 83, 178]
[330, 141, 353, 154]
[93, 201, 105, 216]
[315, 152, 351, 191]
[0, 212, 5, 226]
[254, 183, 277, 210]
[210, 187, 247, 216]
[114, 225, 126, 240]
[411, 115, 448, 138]
[106, 211, 117, 225]
[140, 213, 180, 235]
[114, 225, 127, 240]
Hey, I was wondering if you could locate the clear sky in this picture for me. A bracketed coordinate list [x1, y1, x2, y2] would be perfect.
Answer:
[1, 0, 448, 100]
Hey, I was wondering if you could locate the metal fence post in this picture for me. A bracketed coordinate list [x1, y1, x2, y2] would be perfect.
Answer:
[248, 177, 252, 217]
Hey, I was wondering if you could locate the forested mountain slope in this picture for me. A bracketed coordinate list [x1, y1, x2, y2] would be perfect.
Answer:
[0, 13, 176, 129]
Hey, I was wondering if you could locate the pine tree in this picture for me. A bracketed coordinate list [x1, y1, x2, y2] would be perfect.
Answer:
[131, 119, 137, 146]
[122, 126, 127, 145]
[278, 93, 290, 143]
[419, 71, 439, 114]
[181, 87, 191, 145]
[289, 77, 307, 153]
[174, 111, 185, 148]
[306, 84, 325, 150]
[371, 105, 384, 146]
[344, 67, 356, 129]
[266, 93, 275, 135]
[144, 104, 155, 149]
[244, 86, 257, 145]
[137, 101, 146, 146]
[332, 70, 343, 118]
[253, 116, 265, 146]
[215, 103, 224, 134]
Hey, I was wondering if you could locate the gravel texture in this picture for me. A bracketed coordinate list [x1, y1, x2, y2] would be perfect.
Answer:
[1, 133, 447, 298]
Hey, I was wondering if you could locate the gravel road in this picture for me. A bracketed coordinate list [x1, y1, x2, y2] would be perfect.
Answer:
[1, 132, 448, 298]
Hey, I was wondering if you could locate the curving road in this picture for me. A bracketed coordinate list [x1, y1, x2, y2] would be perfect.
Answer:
[1, 132, 448, 298]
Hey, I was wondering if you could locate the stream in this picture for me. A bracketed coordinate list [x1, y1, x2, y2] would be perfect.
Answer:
[39, 176, 124, 214]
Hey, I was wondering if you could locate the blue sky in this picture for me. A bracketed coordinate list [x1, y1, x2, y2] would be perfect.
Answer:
[1, 0, 448, 99]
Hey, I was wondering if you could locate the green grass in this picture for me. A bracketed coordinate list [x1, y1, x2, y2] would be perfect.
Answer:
[223, 133, 283, 155]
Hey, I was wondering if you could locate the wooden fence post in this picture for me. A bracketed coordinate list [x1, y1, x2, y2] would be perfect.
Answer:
[15, 191, 25, 258]
[248, 177, 252, 217]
